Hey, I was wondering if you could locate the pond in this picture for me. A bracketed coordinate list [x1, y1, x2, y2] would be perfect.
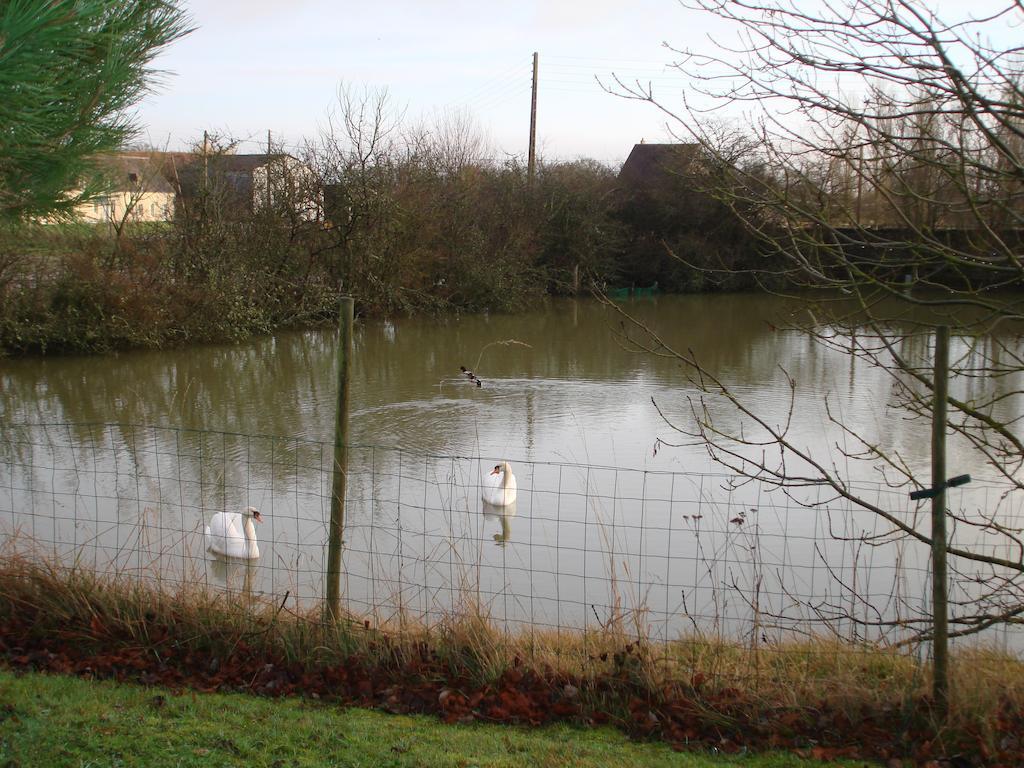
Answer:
[2, 294, 1022, 647]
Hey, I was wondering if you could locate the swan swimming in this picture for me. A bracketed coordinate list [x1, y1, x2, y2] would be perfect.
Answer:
[482, 462, 517, 507]
[205, 506, 263, 559]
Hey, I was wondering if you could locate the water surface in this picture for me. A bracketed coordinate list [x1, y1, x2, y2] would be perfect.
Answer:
[2, 295, 1022, 646]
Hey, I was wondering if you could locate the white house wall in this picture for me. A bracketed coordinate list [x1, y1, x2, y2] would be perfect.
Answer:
[251, 158, 322, 220]
[73, 190, 175, 224]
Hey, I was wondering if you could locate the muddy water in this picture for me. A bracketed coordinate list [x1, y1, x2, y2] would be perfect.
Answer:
[2, 295, 1022, 646]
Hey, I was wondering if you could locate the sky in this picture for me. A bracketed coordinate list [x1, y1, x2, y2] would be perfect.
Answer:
[133, 0, 1022, 168]
[133, 0, 725, 167]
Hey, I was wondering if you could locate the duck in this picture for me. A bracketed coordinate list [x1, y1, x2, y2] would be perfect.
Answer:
[482, 462, 517, 506]
[459, 366, 483, 387]
[205, 506, 263, 559]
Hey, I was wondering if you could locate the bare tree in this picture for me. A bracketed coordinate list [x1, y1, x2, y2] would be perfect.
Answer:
[610, 0, 1024, 647]
[107, 149, 173, 241]
[429, 108, 490, 176]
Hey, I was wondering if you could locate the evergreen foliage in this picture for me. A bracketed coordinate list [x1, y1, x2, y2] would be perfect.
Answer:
[0, 0, 192, 220]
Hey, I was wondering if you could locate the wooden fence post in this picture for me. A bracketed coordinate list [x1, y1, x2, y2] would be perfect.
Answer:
[326, 296, 354, 622]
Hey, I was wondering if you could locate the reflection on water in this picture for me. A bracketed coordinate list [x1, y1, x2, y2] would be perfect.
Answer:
[209, 556, 255, 599]
[3, 295, 1024, 647]
[3, 421, 1021, 648]
[482, 501, 516, 545]
[3, 294, 1022, 481]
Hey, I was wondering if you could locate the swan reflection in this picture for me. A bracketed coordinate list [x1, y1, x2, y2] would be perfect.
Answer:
[209, 556, 256, 598]
[482, 500, 516, 546]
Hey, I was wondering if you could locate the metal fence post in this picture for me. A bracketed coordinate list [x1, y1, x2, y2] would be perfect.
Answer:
[930, 324, 950, 714]
[326, 296, 354, 621]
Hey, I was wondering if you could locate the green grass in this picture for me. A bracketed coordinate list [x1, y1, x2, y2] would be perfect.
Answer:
[0, 670, 868, 768]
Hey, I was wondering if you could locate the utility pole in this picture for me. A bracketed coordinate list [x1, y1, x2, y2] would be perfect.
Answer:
[266, 129, 272, 209]
[528, 51, 538, 183]
[856, 143, 863, 226]
[202, 130, 209, 192]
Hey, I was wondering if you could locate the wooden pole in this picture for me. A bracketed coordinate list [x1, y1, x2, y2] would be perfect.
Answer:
[528, 51, 538, 183]
[266, 129, 272, 209]
[856, 143, 863, 226]
[930, 324, 950, 714]
[326, 296, 354, 621]
[202, 130, 209, 192]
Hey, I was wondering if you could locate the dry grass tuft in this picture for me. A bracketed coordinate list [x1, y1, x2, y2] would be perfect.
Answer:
[1, 553, 1022, 762]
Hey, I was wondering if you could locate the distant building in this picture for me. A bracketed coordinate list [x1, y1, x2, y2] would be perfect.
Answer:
[172, 153, 320, 220]
[71, 153, 176, 224]
[617, 143, 702, 192]
[612, 141, 760, 291]
[68, 151, 320, 224]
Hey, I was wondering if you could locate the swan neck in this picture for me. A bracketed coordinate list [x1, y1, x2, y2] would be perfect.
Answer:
[501, 464, 512, 488]
[243, 517, 259, 557]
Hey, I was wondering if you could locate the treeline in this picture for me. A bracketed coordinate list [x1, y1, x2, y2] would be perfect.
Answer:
[0, 91, 762, 355]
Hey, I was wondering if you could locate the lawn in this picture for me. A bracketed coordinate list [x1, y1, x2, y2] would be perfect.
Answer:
[0, 670, 870, 768]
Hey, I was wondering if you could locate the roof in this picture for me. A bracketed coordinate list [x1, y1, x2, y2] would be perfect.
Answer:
[206, 153, 293, 174]
[159, 152, 304, 198]
[617, 143, 701, 188]
[93, 153, 175, 194]
[94, 151, 301, 190]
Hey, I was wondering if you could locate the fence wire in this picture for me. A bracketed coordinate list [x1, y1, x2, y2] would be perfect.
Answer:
[1, 421, 1021, 653]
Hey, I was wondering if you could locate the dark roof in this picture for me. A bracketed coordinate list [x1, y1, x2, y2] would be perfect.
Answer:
[100, 151, 296, 179]
[207, 153, 292, 173]
[618, 143, 701, 188]
[162, 152, 300, 199]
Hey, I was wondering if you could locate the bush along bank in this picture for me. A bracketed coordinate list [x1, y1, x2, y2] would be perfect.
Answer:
[0, 138, 772, 356]
[0, 156, 618, 355]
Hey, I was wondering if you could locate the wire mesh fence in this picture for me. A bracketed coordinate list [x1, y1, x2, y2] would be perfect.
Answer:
[1, 421, 1021, 651]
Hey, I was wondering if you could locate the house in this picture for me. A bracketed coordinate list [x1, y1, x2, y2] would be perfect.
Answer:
[613, 141, 761, 291]
[171, 153, 321, 220]
[617, 142, 702, 192]
[615, 142, 714, 235]
[72, 153, 176, 224]
[69, 151, 321, 224]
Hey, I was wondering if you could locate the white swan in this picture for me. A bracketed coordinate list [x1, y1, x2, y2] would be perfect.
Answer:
[205, 506, 263, 559]
[482, 462, 517, 507]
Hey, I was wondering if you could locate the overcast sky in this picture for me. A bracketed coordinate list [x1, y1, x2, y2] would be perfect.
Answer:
[133, 1, 1020, 168]
[133, 0, 732, 167]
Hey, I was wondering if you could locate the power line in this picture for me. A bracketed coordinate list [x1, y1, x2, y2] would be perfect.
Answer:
[545, 77, 684, 86]
[453, 61, 531, 108]
[546, 54, 677, 65]
[546, 64, 680, 74]
[456, 83, 531, 116]
[460, 77, 531, 114]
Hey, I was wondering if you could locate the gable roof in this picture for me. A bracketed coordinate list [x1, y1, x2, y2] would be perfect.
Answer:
[93, 153, 175, 194]
[97, 151, 299, 180]
[618, 143, 701, 188]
